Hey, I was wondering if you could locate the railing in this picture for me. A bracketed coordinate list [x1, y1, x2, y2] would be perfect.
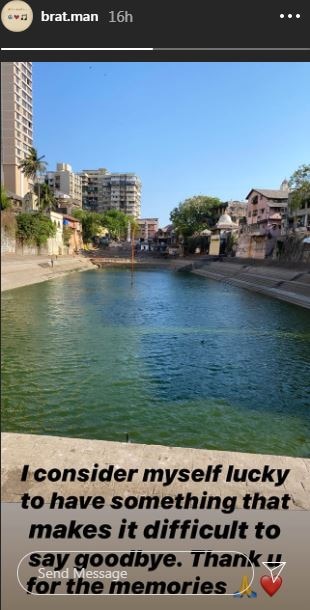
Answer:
[240, 225, 267, 236]
[240, 224, 286, 237]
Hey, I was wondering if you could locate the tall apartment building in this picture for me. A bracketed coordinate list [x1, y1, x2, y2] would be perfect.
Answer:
[46, 163, 82, 207]
[107, 173, 141, 218]
[80, 169, 141, 218]
[80, 168, 108, 211]
[1, 62, 33, 197]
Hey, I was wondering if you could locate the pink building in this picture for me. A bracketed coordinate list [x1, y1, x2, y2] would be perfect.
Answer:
[137, 218, 159, 241]
[63, 215, 83, 253]
[246, 183, 289, 230]
[237, 181, 289, 259]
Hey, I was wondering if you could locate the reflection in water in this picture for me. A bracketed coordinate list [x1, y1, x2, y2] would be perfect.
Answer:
[2, 268, 310, 456]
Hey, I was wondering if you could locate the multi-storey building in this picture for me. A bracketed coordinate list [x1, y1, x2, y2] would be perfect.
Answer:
[137, 218, 159, 241]
[106, 173, 141, 218]
[80, 169, 141, 218]
[46, 163, 82, 208]
[225, 200, 247, 225]
[246, 180, 289, 230]
[1, 62, 33, 197]
[288, 192, 310, 231]
[80, 168, 108, 211]
[237, 181, 289, 259]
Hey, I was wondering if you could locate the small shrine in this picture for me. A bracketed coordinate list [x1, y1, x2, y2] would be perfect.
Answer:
[209, 212, 238, 255]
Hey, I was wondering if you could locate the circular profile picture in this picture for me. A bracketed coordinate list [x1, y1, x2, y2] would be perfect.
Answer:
[1, 1, 33, 32]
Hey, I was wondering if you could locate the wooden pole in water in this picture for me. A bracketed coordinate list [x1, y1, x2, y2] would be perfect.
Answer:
[131, 225, 135, 286]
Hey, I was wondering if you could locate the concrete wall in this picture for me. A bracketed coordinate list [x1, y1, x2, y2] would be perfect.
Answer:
[235, 234, 250, 258]
[1, 226, 15, 254]
[48, 211, 64, 255]
[1, 226, 48, 256]
[2, 433, 309, 508]
[209, 235, 220, 255]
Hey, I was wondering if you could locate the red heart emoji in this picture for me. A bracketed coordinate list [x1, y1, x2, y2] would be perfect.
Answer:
[14, 14, 20, 19]
[260, 575, 282, 596]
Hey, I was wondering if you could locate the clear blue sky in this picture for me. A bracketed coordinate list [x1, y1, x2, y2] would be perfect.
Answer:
[33, 62, 310, 226]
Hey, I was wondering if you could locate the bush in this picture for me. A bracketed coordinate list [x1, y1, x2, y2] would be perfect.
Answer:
[16, 213, 56, 248]
[63, 226, 73, 246]
[1, 186, 11, 210]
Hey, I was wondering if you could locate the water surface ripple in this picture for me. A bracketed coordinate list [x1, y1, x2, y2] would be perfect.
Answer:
[2, 269, 310, 456]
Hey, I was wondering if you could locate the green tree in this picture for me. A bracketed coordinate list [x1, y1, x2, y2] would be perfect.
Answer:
[73, 208, 138, 243]
[288, 164, 310, 226]
[1, 185, 11, 210]
[16, 212, 56, 249]
[170, 195, 222, 238]
[72, 209, 102, 243]
[33, 214, 56, 247]
[127, 215, 139, 240]
[101, 209, 130, 240]
[63, 226, 73, 247]
[34, 182, 56, 212]
[16, 213, 35, 245]
[18, 147, 47, 184]
[18, 148, 47, 210]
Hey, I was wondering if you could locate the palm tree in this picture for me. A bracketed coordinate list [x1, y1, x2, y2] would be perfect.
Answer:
[18, 147, 47, 183]
[34, 182, 56, 212]
[18, 147, 47, 208]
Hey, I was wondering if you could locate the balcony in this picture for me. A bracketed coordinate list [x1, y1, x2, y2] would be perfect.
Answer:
[240, 222, 266, 235]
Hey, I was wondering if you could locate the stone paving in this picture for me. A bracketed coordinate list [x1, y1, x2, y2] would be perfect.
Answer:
[1, 254, 95, 291]
[2, 433, 309, 509]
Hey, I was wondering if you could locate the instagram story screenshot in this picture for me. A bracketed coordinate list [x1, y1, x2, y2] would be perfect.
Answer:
[1, 2, 310, 609]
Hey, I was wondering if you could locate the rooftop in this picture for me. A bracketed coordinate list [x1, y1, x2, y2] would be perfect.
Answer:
[246, 188, 289, 200]
[63, 214, 81, 222]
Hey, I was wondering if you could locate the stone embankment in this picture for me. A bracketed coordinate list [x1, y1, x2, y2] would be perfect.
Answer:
[1, 254, 95, 292]
[4, 251, 309, 308]
[91, 257, 189, 269]
[187, 259, 310, 309]
[2, 433, 310, 508]
[89, 249, 193, 269]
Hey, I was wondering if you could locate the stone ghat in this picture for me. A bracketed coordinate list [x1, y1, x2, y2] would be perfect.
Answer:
[189, 260, 310, 309]
[90, 257, 189, 269]
[1, 433, 309, 509]
[1, 255, 95, 292]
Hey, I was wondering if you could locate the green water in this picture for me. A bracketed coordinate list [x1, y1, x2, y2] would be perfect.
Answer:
[2, 268, 310, 456]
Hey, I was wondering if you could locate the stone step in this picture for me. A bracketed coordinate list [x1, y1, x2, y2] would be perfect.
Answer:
[297, 273, 310, 285]
[279, 282, 310, 297]
[225, 279, 310, 308]
[245, 267, 298, 281]
[235, 273, 279, 288]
